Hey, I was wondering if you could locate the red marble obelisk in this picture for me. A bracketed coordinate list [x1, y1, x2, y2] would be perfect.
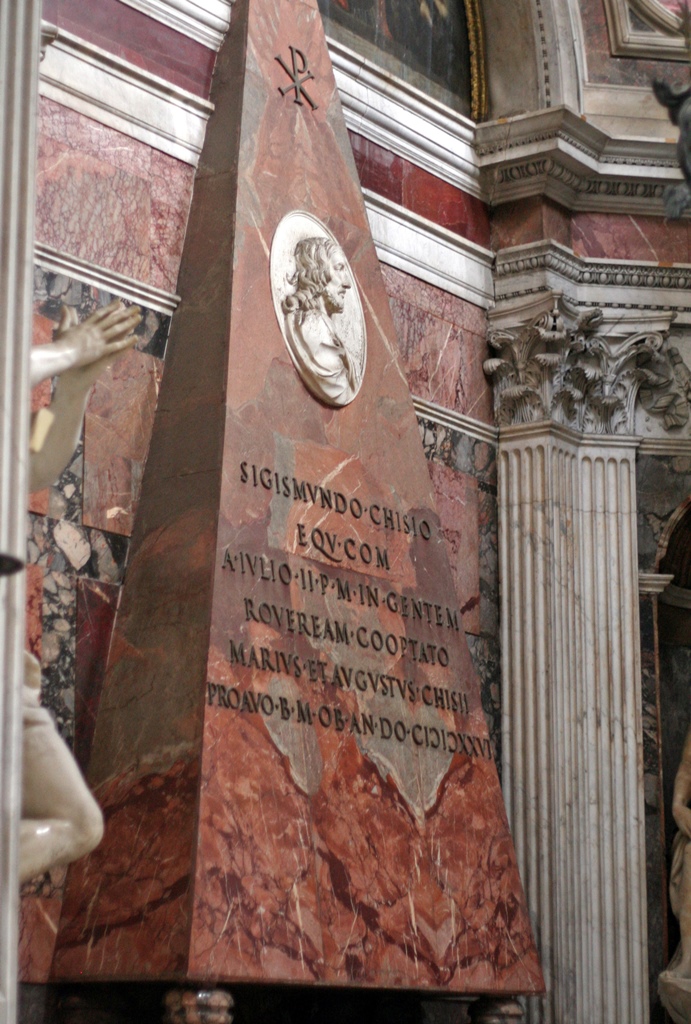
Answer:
[54, 0, 543, 995]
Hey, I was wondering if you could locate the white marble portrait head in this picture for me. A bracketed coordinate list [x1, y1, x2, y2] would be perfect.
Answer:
[271, 212, 366, 407]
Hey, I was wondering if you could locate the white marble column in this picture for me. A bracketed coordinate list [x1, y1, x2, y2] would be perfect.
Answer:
[485, 306, 690, 1024]
[0, 2, 42, 1023]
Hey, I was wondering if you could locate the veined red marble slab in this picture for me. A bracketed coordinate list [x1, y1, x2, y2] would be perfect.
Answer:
[36, 99, 195, 293]
[41, 0, 215, 98]
[54, 0, 542, 995]
[349, 132, 490, 247]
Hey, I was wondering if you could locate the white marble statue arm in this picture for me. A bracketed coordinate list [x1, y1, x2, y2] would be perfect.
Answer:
[29, 301, 141, 387]
[29, 301, 141, 493]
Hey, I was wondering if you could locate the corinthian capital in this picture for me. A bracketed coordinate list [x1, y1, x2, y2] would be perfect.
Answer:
[484, 303, 691, 435]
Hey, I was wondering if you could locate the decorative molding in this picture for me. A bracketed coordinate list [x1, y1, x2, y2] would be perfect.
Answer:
[413, 396, 498, 445]
[638, 572, 675, 594]
[328, 38, 481, 199]
[660, 582, 691, 608]
[492, 240, 691, 327]
[534, 0, 551, 108]
[39, 30, 213, 166]
[115, 0, 232, 50]
[476, 106, 678, 212]
[484, 303, 691, 434]
[40, 21, 58, 60]
[602, 0, 687, 61]
[638, 436, 691, 454]
[363, 189, 494, 308]
[34, 244, 180, 315]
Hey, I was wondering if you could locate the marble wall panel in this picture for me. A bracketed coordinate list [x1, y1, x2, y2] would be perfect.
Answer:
[572, 211, 690, 263]
[25, 564, 44, 658]
[74, 580, 120, 774]
[382, 265, 492, 424]
[419, 417, 500, 761]
[39, 569, 77, 744]
[426, 461, 480, 636]
[36, 99, 195, 292]
[82, 349, 163, 536]
[490, 197, 572, 252]
[18, 869, 68, 985]
[19, 272, 171, 984]
[349, 132, 490, 247]
[41, 0, 216, 99]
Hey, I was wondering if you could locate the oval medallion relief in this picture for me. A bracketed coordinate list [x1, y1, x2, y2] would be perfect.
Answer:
[270, 211, 366, 407]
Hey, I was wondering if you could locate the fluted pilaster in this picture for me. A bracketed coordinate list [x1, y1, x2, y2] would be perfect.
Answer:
[499, 424, 646, 1024]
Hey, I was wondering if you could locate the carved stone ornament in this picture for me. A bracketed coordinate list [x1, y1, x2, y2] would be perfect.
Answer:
[484, 302, 691, 434]
[270, 210, 366, 407]
[603, 0, 690, 61]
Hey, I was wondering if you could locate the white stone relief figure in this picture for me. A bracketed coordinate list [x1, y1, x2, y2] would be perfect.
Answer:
[20, 300, 140, 883]
[270, 211, 366, 407]
[660, 722, 691, 1023]
[282, 238, 359, 405]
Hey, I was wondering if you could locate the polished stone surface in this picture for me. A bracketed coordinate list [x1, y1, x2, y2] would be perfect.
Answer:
[36, 99, 195, 292]
[383, 267, 492, 424]
[41, 0, 216, 98]
[350, 133, 490, 247]
[54, 0, 541, 994]
[19, 279, 171, 984]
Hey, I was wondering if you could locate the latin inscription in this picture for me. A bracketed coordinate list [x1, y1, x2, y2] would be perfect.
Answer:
[240, 461, 432, 540]
[213, 460, 492, 764]
[207, 683, 490, 760]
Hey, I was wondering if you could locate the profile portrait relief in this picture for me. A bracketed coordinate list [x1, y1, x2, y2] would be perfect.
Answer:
[271, 212, 366, 406]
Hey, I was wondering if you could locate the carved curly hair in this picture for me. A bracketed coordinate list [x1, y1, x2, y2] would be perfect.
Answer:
[282, 236, 343, 314]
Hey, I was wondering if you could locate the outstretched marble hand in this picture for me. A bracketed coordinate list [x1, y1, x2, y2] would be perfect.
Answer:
[20, 299, 140, 884]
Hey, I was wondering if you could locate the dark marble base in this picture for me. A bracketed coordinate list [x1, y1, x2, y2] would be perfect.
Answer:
[21, 984, 478, 1024]
[468, 999, 522, 1024]
[164, 990, 234, 1024]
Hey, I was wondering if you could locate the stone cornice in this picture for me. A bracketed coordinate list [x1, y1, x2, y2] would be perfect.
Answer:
[363, 189, 494, 308]
[476, 107, 679, 214]
[328, 38, 481, 199]
[638, 572, 675, 595]
[115, 0, 231, 50]
[498, 420, 641, 448]
[39, 29, 213, 166]
[329, 58, 680, 216]
[34, 243, 180, 315]
[413, 396, 498, 445]
[638, 436, 691, 454]
[493, 241, 691, 327]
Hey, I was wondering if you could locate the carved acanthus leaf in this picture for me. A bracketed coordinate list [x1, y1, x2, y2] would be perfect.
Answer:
[484, 305, 691, 434]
